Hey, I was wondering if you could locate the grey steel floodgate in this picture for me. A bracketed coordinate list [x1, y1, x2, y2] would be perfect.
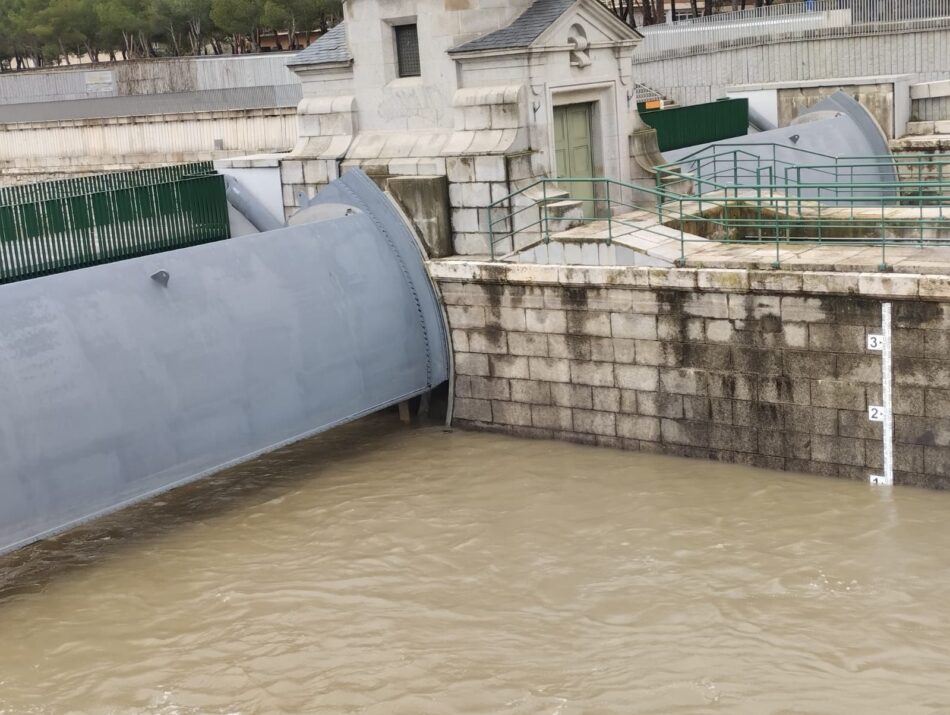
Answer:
[0, 170, 449, 554]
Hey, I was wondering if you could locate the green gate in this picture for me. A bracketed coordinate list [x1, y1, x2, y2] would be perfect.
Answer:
[640, 98, 749, 153]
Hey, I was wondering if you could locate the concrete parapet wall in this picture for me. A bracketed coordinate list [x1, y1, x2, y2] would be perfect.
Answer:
[634, 27, 950, 114]
[912, 97, 950, 125]
[0, 108, 297, 186]
[0, 55, 299, 106]
[431, 261, 950, 489]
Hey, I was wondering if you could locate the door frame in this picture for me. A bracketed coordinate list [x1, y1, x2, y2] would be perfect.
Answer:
[547, 81, 624, 183]
[553, 101, 595, 178]
[553, 101, 597, 216]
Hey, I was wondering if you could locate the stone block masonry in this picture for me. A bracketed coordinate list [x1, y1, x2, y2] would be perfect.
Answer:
[431, 262, 950, 490]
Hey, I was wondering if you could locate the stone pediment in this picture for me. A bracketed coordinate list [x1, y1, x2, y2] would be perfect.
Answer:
[533, 0, 641, 51]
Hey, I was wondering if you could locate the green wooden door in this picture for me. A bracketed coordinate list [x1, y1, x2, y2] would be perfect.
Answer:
[554, 103, 596, 216]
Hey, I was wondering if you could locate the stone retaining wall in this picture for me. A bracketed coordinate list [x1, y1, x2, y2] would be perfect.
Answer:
[633, 26, 950, 110]
[430, 262, 950, 489]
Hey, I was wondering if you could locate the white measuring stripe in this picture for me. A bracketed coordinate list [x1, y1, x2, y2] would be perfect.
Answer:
[881, 302, 894, 486]
[869, 303, 894, 486]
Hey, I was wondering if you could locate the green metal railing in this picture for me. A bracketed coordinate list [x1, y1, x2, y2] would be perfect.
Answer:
[654, 144, 949, 203]
[488, 149, 950, 270]
[0, 165, 230, 284]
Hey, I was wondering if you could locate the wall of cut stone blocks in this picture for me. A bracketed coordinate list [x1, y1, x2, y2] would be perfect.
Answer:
[448, 154, 526, 257]
[433, 264, 950, 489]
[279, 158, 340, 218]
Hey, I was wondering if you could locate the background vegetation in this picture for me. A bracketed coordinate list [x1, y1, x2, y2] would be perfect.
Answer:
[0, 0, 793, 71]
[0, 0, 342, 70]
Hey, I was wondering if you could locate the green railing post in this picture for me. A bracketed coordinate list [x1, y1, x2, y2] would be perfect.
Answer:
[605, 179, 613, 247]
[880, 201, 889, 272]
[489, 204, 496, 261]
[677, 198, 686, 267]
[542, 180, 550, 244]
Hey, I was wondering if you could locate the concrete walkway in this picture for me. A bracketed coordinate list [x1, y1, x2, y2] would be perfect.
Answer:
[540, 208, 950, 274]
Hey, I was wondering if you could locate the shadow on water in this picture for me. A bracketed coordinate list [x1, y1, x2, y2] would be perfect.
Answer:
[0, 409, 431, 602]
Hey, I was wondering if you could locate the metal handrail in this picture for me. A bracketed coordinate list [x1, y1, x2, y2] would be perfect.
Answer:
[488, 164, 950, 270]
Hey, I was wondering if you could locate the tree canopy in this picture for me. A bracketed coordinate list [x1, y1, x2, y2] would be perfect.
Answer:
[0, 0, 342, 70]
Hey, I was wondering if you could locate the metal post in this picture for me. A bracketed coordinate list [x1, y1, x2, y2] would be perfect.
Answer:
[677, 198, 686, 267]
[489, 203, 496, 260]
[605, 179, 613, 247]
[543, 180, 550, 244]
[880, 201, 888, 271]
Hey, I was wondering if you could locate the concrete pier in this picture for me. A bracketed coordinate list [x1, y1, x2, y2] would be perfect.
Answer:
[430, 260, 950, 489]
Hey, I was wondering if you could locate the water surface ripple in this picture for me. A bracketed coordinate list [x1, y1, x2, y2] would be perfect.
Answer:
[1, 417, 949, 713]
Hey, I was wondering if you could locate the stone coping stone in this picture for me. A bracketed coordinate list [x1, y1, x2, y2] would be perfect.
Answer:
[0, 106, 296, 131]
[428, 260, 950, 301]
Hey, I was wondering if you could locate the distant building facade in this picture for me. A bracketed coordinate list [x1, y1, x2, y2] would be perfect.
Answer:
[283, 0, 646, 254]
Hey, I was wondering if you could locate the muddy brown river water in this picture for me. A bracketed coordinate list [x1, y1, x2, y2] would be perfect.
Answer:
[1, 416, 950, 714]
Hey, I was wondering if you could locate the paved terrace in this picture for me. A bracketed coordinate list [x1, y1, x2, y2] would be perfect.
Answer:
[497, 207, 950, 275]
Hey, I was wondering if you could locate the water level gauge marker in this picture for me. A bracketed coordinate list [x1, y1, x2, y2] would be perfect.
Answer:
[869, 303, 894, 487]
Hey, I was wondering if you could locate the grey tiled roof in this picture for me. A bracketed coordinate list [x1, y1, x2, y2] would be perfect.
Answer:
[449, 0, 577, 54]
[287, 23, 352, 67]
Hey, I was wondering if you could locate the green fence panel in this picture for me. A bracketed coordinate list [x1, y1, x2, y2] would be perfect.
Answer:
[0, 168, 230, 284]
[640, 98, 749, 153]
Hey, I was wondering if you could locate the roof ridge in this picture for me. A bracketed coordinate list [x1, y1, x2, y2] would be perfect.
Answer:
[449, 0, 577, 54]
[287, 22, 352, 67]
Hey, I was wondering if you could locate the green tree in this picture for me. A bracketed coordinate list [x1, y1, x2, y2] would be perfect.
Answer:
[0, 2, 16, 70]
[35, 0, 104, 63]
[0, 0, 342, 68]
[96, 0, 149, 58]
[154, 0, 212, 55]
[210, 0, 263, 52]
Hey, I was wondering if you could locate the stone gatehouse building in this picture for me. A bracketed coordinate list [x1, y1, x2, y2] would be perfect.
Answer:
[281, 0, 647, 255]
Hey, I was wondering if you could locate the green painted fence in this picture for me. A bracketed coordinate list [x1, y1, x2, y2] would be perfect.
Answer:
[640, 98, 749, 153]
[0, 162, 217, 206]
[0, 165, 230, 284]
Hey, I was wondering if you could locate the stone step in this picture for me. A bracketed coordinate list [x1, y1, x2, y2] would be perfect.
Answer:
[544, 199, 586, 233]
[545, 199, 584, 214]
[910, 79, 950, 100]
[906, 120, 950, 136]
[521, 185, 571, 204]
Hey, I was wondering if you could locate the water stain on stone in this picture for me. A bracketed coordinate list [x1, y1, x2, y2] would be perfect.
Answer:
[894, 300, 944, 328]
[822, 296, 885, 326]
[656, 289, 686, 318]
[754, 314, 784, 334]
[485, 306, 501, 330]
[567, 334, 591, 360]
[484, 282, 505, 308]
[756, 402, 784, 431]
[482, 327, 506, 348]
[719, 374, 737, 399]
